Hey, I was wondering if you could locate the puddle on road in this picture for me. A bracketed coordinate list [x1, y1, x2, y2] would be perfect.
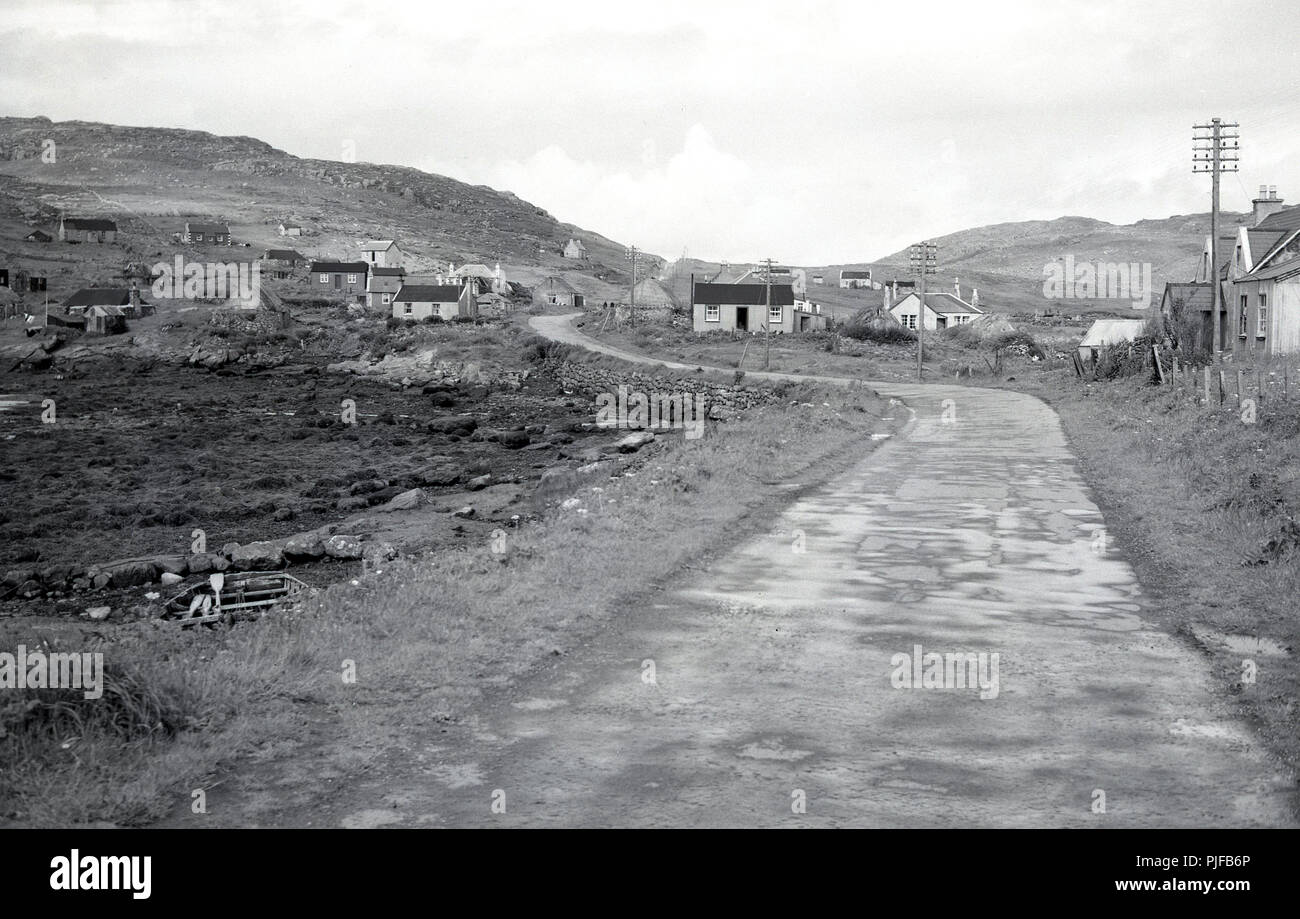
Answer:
[513, 697, 569, 711]
[1169, 719, 1251, 744]
[738, 739, 813, 762]
[1193, 626, 1291, 658]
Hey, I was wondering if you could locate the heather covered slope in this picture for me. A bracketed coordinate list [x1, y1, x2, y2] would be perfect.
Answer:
[0, 115, 650, 299]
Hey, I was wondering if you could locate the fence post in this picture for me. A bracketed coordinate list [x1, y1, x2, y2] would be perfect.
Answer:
[1204, 366, 1211, 406]
[1236, 370, 1244, 407]
[1219, 371, 1226, 405]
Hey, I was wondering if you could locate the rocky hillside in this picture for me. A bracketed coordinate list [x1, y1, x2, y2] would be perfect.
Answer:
[0, 116, 650, 292]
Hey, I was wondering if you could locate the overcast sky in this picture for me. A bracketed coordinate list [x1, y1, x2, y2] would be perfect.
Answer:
[4, 0, 1299, 263]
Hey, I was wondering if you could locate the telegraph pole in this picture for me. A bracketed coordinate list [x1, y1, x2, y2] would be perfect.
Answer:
[909, 241, 937, 381]
[625, 246, 639, 327]
[1193, 118, 1240, 357]
[761, 258, 775, 370]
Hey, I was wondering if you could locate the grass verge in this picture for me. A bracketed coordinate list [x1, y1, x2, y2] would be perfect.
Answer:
[1, 370, 896, 826]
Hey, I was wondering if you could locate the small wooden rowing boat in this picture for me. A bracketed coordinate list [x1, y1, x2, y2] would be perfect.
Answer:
[162, 571, 309, 627]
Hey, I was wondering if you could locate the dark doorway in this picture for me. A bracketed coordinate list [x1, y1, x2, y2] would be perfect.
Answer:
[736, 307, 748, 331]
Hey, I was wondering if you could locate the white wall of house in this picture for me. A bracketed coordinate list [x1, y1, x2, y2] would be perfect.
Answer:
[889, 293, 977, 330]
[366, 244, 403, 268]
[1270, 278, 1300, 355]
[393, 299, 459, 321]
[692, 302, 796, 333]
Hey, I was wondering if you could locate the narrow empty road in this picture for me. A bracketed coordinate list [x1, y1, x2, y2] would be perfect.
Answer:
[329, 315, 1293, 827]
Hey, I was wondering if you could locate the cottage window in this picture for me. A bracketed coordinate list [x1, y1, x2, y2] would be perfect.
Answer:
[319, 273, 328, 283]
[768, 306, 782, 323]
[705, 304, 720, 322]
[901, 314, 916, 330]
[1258, 293, 1268, 337]
[1239, 295, 1249, 336]
[403, 303, 412, 316]
[347, 274, 358, 284]
[382, 294, 391, 304]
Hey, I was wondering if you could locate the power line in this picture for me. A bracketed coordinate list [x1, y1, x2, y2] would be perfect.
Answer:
[909, 241, 937, 381]
[1193, 117, 1240, 356]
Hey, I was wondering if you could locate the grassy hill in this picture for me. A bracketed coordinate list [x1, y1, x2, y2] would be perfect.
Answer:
[0, 116, 656, 305]
[661, 211, 1262, 320]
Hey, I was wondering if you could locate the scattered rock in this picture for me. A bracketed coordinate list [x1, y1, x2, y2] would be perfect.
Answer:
[96, 558, 159, 588]
[284, 532, 326, 560]
[86, 606, 111, 621]
[496, 429, 531, 449]
[362, 542, 398, 565]
[153, 555, 189, 576]
[159, 572, 183, 586]
[606, 431, 656, 454]
[187, 553, 230, 575]
[324, 534, 363, 559]
[416, 465, 461, 487]
[452, 506, 476, 519]
[3, 568, 38, 588]
[466, 473, 491, 491]
[379, 488, 425, 512]
[230, 541, 286, 571]
[428, 416, 478, 437]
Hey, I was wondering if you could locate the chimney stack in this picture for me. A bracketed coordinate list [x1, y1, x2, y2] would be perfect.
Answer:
[1252, 185, 1286, 226]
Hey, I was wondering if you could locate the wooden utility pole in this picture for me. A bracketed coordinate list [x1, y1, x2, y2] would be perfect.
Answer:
[909, 241, 937, 381]
[1193, 118, 1240, 357]
[761, 258, 776, 370]
[626, 245, 639, 328]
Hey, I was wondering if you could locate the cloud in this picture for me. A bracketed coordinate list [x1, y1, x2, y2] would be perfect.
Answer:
[466, 125, 775, 261]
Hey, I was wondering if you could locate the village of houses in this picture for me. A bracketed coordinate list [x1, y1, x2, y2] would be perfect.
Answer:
[5, 180, 1300, 380]
[4, 214, 987, 343]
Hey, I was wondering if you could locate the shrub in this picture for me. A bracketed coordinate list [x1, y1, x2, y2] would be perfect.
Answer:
[843, 315, 916, 344]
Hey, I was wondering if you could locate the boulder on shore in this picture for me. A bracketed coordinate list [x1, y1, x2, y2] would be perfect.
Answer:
[324, 534, 363, 559]
[230, 541, 286, 571]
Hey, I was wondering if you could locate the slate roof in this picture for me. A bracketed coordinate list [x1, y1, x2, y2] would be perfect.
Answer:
[1161, 282, 1212, 312]
[63, 218, 117, 231]
[692, 282, 795, 306]
[310, 261, 369, 273]
[393, 284, 462, 302]
[840, 270, 873, 279]
[1256, 205, 1300, 232]
[362, 240, 396, 251]
[264, 249, 304, 262]
[65, 288, 133, 308]
[370, 266, 406, 277]
[895, 292, 982, 314]
[185, 222, 229, 235]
